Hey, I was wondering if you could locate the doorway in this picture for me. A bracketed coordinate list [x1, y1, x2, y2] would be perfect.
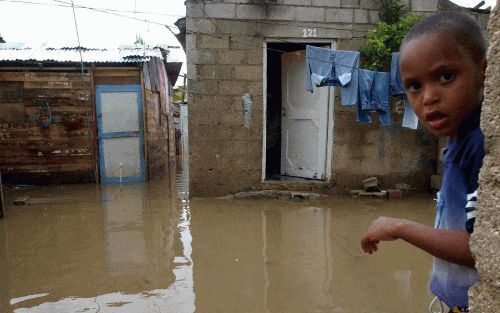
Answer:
[264, 41, 334, 182]
[96, 85, 146, 184]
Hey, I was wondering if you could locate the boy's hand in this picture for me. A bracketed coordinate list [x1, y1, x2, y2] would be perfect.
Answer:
[360, 217, 404, 254]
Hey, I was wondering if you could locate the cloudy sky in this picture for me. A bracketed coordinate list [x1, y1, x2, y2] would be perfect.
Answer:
[0, 0, 497, 77]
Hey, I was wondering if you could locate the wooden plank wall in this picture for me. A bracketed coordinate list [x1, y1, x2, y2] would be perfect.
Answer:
[0, 65, 172, 184]
[144, 89, 170, 179]
[0, 70, 96, 184]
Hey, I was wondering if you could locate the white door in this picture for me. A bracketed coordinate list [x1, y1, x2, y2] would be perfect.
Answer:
[280, 50, 329, 179]
[96, 85, 145, 184]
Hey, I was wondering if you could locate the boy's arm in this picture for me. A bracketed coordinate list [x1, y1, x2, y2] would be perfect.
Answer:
[360, 217, 475, 267]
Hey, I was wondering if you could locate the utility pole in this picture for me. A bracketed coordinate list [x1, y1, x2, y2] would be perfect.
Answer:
[182, 75, 187, 103]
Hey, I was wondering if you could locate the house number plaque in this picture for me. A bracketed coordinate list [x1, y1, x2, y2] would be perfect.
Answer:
[302, 28, 317, 37]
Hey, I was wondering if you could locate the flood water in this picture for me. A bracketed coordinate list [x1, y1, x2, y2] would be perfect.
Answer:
[0, 171, 437, 313]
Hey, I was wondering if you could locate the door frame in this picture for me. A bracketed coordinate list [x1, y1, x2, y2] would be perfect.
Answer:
[96, 84, 146, 184]
[262, 39, 336, 182]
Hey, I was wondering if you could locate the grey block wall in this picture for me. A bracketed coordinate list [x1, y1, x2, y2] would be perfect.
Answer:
[470, 4, 500, 312]
[185, 0, 484, 197]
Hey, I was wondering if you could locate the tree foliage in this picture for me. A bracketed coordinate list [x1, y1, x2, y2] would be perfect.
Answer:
[360, 0, 422, 71]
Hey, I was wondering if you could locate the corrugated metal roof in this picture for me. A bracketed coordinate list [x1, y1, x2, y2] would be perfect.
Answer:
[0, 44, 164, 63]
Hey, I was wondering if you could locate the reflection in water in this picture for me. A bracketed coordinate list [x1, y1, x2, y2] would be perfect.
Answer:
[1, 167, 436, 313]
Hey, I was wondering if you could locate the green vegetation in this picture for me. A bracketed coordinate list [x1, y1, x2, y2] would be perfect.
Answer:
[360, 0, 422, 71]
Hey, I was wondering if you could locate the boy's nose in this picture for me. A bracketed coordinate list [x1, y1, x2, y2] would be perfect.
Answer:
[421, 86, 439, 106]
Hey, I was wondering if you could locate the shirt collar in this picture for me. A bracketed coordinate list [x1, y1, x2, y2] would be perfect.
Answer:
[456, 106, 481, 140]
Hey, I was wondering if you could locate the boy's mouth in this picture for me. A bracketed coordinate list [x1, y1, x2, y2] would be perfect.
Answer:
[425, 111, 449, 130]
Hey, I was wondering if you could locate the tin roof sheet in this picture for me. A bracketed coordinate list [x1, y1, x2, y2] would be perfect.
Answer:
[0, 44, 164, 63]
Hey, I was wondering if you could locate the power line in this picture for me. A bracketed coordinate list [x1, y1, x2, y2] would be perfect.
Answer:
[0, 0, 184, 17]
[2, 0, 362, 67]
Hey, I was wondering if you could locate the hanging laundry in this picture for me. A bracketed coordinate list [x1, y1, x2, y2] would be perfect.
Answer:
[357, 69, 391, 126]
[305, 45, 360, 106]
[390, 52, 419, 129]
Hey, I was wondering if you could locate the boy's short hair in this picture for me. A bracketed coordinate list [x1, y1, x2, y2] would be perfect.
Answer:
[401, 11, 486, 62]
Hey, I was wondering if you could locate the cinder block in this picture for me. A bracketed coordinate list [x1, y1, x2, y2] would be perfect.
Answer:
[230, 36, 263, 50]
[245, 50, 263, 65]
[186, 18, 216, 34]
[360, 0, 381, 10]
[186, 34, 196, 50]
[189, 50, 217, 65]
[186, 2, 203, 17]
[198, 36, 229, 49]
[204, 3, 236, 19]
[218, 81, 248, 95]
[411, 0, 437, 12]
[188, 80, 219, 95]
[296, 7, 325, 22]
[354, 9, 369, 23]
[312, 0, 341, 7]
[267, 5, 296, 21]
[234, 65, 262, 81]
[236, 4, 266, 19]
[198, 65, 234, 80]
[282, 0, 311, 5]
[368, 10, 381, 24]
[341, 0, 359, 8]
[326, 8, 354, 23]
[217, 50, 245, 65]
[216, 20, 259, 35]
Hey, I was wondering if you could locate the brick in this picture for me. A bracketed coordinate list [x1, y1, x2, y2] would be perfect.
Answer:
[411, 0, 437, 12]
[354, 9, 368, 23]
[217, 50, 245, 65]
[186, 2, 203, 17]
[341, 0, 359, 8]
[387, 189, 403, 199]
[267, 5, 296, 21]
[326, 8, 354, 23]
[198, 65, 234, 80]
[312, 0, 341, 7]
[296, 7, 325, 22]
[236, 4, 266, 19]
[198, 36, 229, 49]
[360, 0, 381, 10]
[204, 3, 236, 19]
[234, 65, 262, 81]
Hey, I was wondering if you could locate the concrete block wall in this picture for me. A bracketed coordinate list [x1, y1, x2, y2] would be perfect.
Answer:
[186, 0, 447, 197]
[470, 4, 500, 312]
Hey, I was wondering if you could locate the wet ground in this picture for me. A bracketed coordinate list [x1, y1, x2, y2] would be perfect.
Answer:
[0, 172, 437, 313]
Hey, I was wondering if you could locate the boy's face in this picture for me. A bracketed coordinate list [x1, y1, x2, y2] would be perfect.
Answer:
[400, 31, 486, 137]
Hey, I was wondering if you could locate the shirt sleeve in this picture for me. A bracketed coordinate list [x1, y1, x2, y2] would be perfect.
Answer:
[462, 132, 485, 233]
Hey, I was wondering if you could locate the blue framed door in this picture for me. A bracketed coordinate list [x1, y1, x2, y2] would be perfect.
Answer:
[96, 85, 145, 184]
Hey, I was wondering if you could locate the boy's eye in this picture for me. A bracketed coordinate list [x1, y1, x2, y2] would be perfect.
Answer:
[405, 82, 421, 92]
[439, 72, 454, 83]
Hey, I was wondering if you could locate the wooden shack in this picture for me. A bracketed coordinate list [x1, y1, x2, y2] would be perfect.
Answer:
[0, 44, 180, 184]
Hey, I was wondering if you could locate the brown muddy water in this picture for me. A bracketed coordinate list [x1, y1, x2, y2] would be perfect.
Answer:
[0, 176, 437, 313]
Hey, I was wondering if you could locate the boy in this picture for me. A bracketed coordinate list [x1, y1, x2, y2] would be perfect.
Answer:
[360, 11, 487, 313]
